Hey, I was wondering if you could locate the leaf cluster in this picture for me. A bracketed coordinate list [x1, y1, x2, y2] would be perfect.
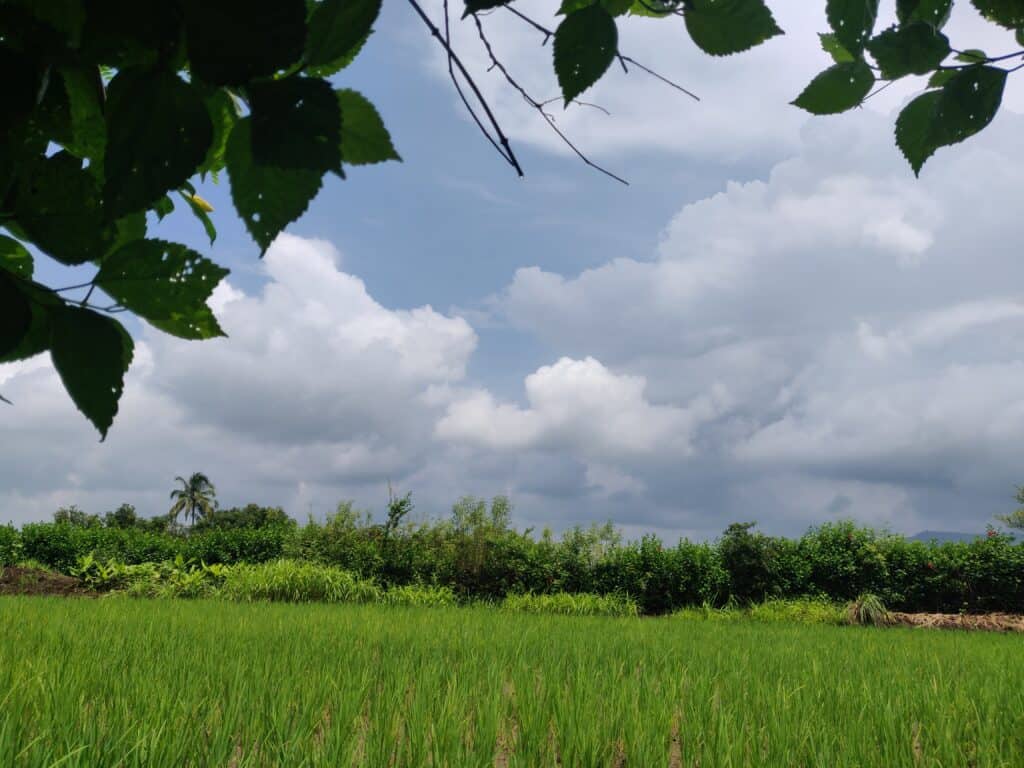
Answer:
[0, 0, 400, 436]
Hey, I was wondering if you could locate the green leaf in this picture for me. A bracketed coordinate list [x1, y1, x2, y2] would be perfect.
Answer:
[251, 77, 342, 173]
[183, 0, 308, 86]
[896, 66, 1007, 174]
[896, 0, 953, 28]
[560, 0, 633, 16]
[306, 0, 381, 68]
[955, 49, 988, 63]
[154, 196, 176, 221]
[96, 239, 228, 340]
[895, 90, 942, 173]
[629, 0, 674, 16]
[179, 191, 218, 244]
[685, 0, 782, 56]
[1017, 27, 1024, 45]
[199, 90, 240, 180]
[0, 235, 33, 279]
[926, 68, 956, 87]
[971, 0, 1024, 28]
[14, 152, 113, 265]
[0, 281, 59, 364]
[306, 30, 371, 77]
[0, 271, 32, 358]
[463, 0, 510, 16]
[866, 23, 950, 79]
[108, 212, 148, 256]
[337, 89, 401, 166]
[820, 32, 854, 63]
[7, 0, 84, 45]
[226, 119, 322, 253]
[50, 306, 134, 440]
[59, 66, 106, 161]
[104, 69, 213, 218]
[792, 60, 875, 114]
[554, 6, 619, 105]
[826, 0, 879, 55]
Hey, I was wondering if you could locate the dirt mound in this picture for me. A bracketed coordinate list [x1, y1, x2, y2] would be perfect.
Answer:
[891, 611, 1024, 633]
[0, 566, 87, 597]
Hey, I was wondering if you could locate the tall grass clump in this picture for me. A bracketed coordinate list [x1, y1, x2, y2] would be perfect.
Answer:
[502, 592, 639, 617]
[749, 598, 846, 626]
[846, 593, 893, 627]
[384, 583, 458, 608]
[219, 559, 381, 604]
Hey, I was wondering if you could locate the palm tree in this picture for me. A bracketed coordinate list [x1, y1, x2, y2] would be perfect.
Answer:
[169, 473, 217, 528]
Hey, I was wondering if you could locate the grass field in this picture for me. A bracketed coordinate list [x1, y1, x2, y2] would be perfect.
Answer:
[1, 597, 1022, 767]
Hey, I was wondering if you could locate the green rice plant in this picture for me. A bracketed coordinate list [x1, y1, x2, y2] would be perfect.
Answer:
[670, 601, 748, 622]
[501, 591, 639, 617]
[218, 559, 381, 604]
[847, 592, 893, 627]
[384, 583, 458, 608]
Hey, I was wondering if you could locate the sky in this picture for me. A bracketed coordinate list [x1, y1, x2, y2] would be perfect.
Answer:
[3, 0, 1024, 540]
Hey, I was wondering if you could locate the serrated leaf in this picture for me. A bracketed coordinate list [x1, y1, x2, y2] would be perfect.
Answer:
[306, 0, 381, 68]
[463, 0, 510, 16]
[820, 32, 854, 63]
[792, 60, 874, 114]
[0, 271, 32, 358]
[306, 30, 371, 77]
[251, 77, 342, 173]
[896, 90, 942, 172]
[685, 0, 782, 56]
[896, 66, 1007, 175]
[896, 0, 953, 28]
[104, 69, 213, 218]
[0, 281, 59, 364]
[554, 5, 618, 105]
[226, 119, 322, 253]
[183, 0, 308, 86]
[0, 235, 33, 279]
[154, 195, 176, 220]
[59, 66, 106, 161]
[867, 23, 950, 79]
[96, 239, 228, 339]
[971, 0, 1024, 28]
[827, 0, 879, 54]
[560, 0, 632, 16]
[50, 306, 134, 440]
[179, 191, 218, 245]
[337, 89, 401, 166]
[955, 49, 988, 62]
[14, 152, 113, 265]
[108, 212, 148, 256]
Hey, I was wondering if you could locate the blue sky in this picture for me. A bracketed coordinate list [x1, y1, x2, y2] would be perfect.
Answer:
[6, 1, 1024, 539]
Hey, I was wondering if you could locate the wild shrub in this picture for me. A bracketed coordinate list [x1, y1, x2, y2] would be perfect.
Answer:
[749, 598, 846, 626]
[846, 594, 892, 627]
[0, 525, 21, 566]
[501, 592, 639, 618]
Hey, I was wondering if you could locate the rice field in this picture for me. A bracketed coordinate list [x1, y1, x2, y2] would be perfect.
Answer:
[1, 597, 1022, 767]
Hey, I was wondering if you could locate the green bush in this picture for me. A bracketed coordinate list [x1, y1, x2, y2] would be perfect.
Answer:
[501, 592, 639, 618]
[219, 560, 381, 604]
[0, 524, 21, 566]
[748, 598, 846, 626]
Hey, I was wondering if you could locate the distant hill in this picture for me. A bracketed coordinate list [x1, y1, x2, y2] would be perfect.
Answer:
[908, 530, 983, 543]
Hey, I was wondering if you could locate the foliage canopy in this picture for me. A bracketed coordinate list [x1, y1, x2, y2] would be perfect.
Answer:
[1, 0, 1021, 435]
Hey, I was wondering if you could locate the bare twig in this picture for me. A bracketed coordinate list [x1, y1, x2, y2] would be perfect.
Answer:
[618, 55, 700, 101]
[407, 0, 524, 176]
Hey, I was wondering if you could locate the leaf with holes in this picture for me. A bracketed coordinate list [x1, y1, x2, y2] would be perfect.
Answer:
[819, 33, 854, 63]
[684, 0, 783, 57]
[895, 90, 942, 173]
[337, 89, 401, 166]
[96, 239, 228, 340]
[251, 77, 342, 173]
[50, 306, 134, 439]
[792, 60, 874, 114]
[226, 119, 322, 253]
[306, 0, 381, 69]
[183, 0, 308, 85]
[14, 152, 113, 265]
[971, 0, 1024, 28]
[897, 0, 953, 27]
[0, 235, 32, 279]
[554, 5, 618, 105]
[104, 69, 213, 218]
[826, 0, 879, 55]
[59, 65, 106, 161]
[867, 23, 950, 79]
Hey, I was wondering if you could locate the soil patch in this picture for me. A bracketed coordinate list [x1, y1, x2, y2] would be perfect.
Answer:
[0, 566, 88, 597]
[890, 611, 1024, 633]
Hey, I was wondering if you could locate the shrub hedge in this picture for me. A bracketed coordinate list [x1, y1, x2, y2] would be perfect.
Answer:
[10, 514, 1023, 614]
